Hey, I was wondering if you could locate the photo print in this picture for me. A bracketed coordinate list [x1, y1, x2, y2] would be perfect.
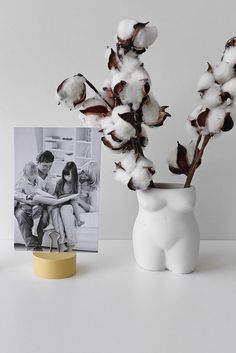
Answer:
[14, 127, 101, 252]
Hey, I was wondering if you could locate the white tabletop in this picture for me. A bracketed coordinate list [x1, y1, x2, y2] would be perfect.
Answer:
[0, 239, 236, 353]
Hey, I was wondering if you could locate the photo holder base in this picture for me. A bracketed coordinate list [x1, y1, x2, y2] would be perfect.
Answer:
[32, 252, 77, 279]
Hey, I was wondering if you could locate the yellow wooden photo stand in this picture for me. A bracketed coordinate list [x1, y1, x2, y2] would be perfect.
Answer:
[32, 252, 77, 279]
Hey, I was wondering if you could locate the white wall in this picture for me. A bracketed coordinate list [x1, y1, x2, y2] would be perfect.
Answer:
[1, 0, 236, 240]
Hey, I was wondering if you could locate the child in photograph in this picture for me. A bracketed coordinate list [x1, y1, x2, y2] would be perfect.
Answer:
[55, 162, 84, 224]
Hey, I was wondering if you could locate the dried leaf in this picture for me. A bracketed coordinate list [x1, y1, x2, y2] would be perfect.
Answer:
[80, 105, 109, 117]
[169, 165, 184, 175]
[176, 142, 190, 175]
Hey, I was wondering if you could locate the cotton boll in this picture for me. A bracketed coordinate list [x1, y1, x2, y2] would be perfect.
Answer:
[119, 66, 151, 110]
[78, 111, 101, 128]
[206, 107, 225, 134]
[100, 116, 114, 131]
[197, 71, 215, 92]
[222, 46, 236, 65]
[56, 75, 86, 110]
[213, 61, 234, 84]
[119, 80, 146, 110]
[130, 166, 153, 190]
[120, 52, 141, 74]
[111, 71, 128, 92]
[222, 78, 236, 98]
[120, 151, 137, 173]
[133, 25, 158, 49]
[102, 133, 126, 153]
[114, 168, 131, 186]
[142, 93, 160, 125]
[189, 105, 204, 121]
[112, 117, 136, 141]
[131, 65, 150, 82]
[202, 84, 222, 109]
[111, 105, 131, 123]
[117, 19, 137, 40]
[136, 156, 155, 175]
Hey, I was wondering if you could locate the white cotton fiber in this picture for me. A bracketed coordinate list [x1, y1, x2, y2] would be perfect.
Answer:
[117, 19, 137, 40]
[197, 71, 215, 92]
[185, 120, 199, 139]
[119, 80, 145, 110]
[133, 25, 158, 49]
[120, 52, 141, 74]
[167, 147, 178, 169]
[119, 66, 151, 110]
[206, 107, 225, 134]
[130, 166, 152, 190]
[120, 151, 137, 173]
[56, 75, 86, 110]
[100, 116, 114, 131]
[78, 111, 101, 129]
[189, 105, 204, 121]
[213, 61, 234, 84]
[136, 156, 155, 174]
[114, 168, 131, 186]
[102, 133, 125, 153]
[222, 77, 236, 98]
[113, 117, 136, 141]
[202, 84, 222, 109]
[186, 141, 196, 165]
[222, 47, 236, 65]
[142, 93, 160, 125]
[111, 71, 128, 91]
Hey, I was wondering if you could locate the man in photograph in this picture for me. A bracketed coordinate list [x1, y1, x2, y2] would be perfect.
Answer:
[14, 151, 55, 250]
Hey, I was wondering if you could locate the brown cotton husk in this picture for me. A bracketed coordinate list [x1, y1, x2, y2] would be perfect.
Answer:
[108, 48, 120, 70]
[118, 112, 136, 129]
[197, 108, 210, 127]
[113, 80, 127, 96]
[221, 112, 234, 132]
[80, 105, 110, 117]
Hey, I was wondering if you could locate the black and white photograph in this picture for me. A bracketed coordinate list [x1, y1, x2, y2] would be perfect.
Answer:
[14, 127, 101, 252]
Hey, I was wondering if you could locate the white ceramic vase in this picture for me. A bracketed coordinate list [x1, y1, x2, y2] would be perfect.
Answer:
[133, 183, 200, 274]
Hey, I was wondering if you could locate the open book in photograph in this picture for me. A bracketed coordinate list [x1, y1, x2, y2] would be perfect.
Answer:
[14, 127, 101, 252]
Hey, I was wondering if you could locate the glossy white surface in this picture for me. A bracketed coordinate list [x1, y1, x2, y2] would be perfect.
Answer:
[0, 239, 236, 353]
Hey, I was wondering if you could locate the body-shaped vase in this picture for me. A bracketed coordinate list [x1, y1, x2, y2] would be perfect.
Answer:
[133, 183, 200, 273]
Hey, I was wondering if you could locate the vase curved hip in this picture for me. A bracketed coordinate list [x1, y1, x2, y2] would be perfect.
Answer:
[133, 183, 200, 274]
